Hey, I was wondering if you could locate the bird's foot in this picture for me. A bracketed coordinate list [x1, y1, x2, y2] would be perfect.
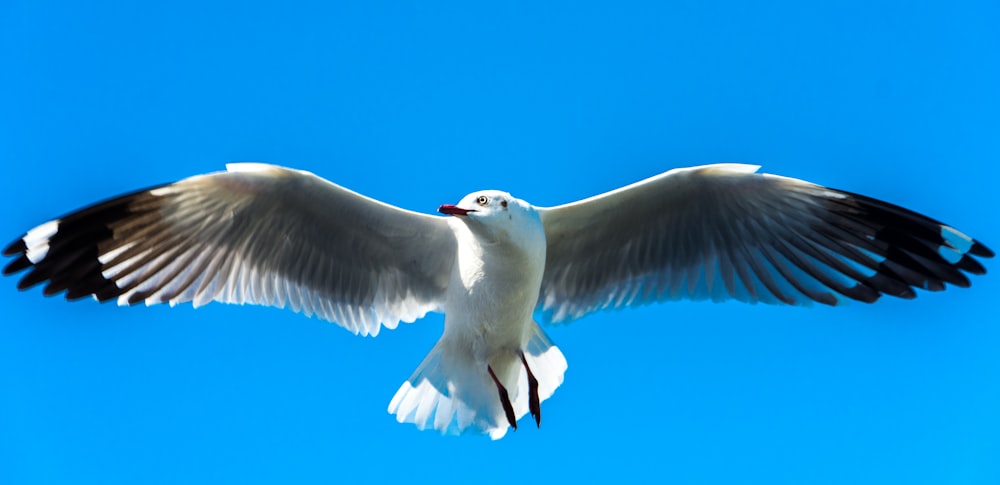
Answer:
[519, 352, 541, 427]
[487, 365, 518, 431]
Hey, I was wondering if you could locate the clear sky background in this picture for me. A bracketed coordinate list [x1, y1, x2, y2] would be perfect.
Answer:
[1, 1, 998, 484]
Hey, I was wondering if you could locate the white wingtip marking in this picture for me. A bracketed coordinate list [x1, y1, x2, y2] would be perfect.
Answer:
[941, 225, 974, 252]
[24, 220, 59, 246]
[24, 243, 49, 264]
[23, 220, 59, 264]
[26, 242, 50, 264]
[938, 225, 974, 264]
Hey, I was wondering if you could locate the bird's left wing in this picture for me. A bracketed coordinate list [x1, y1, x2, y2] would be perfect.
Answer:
[536, 164, 993, 323]
[4, 163, 456, 336]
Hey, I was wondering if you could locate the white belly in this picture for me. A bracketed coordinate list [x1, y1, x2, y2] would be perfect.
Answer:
[441, 237, 544, 364]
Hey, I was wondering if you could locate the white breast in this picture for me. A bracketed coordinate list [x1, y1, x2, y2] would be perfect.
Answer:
[441, 217, 547, 361]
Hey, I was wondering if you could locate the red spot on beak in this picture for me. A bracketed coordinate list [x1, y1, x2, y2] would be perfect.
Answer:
[438, 204, 475, 216]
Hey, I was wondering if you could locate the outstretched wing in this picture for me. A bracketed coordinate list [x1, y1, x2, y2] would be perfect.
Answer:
[4, 163, 456, 336]
[536, 164, 993, 323]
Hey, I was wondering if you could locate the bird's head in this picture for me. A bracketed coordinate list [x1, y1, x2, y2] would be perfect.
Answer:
[439, 190, 543, 246]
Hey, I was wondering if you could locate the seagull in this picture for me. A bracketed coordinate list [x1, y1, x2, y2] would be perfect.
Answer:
[3, 162, 993, 439]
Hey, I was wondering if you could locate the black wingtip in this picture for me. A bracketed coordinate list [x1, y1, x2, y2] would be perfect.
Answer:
[956, 254, 987, 276]
[2, 237, 26, 257]
[2, 183, 172, 301]
[970, 241, 995, 259]
[3, 254, 32, 276]
[16, 267, 49, 290]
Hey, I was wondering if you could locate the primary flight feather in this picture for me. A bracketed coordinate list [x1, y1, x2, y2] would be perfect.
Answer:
[4, 162, 993, 439]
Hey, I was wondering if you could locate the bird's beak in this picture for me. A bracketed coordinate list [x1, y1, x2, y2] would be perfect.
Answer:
[438, 204, 475, 216]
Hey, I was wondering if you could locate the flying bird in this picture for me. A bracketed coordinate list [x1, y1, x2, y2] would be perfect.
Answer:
[3, 163, 993, 439]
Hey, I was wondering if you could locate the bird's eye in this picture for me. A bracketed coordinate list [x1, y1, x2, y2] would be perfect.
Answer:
[476, 195, 489, 206]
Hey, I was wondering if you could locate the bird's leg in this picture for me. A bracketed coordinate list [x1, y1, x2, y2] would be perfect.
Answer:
[519, 351, 541, 427]
[487, 365, 518, 430]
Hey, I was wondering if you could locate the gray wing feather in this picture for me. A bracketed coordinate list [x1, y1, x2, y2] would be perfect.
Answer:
[536, 164, 993, 323]
[4, 163, 456, 336]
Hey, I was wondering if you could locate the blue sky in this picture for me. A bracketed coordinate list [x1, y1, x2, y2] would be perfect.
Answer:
[1, 1, 998, 483]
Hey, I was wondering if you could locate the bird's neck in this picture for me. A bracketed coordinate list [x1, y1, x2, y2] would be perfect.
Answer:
[451, 224, 545, 294]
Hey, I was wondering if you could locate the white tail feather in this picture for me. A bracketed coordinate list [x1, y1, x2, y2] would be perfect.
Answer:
[388, 323, 567, 439]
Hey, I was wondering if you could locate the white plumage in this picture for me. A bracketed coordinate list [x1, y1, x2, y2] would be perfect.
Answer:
[3, 163, 993, 438]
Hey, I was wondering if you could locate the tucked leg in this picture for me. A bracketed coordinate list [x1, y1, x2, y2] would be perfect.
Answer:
[519, 352, 541, 427]
[487, 365, 517, 430]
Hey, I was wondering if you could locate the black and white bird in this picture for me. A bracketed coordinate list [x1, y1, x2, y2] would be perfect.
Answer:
[3, 162, 993, 439]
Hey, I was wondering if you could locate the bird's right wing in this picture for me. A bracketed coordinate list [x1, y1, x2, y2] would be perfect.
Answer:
[536, 164, 993, 323]
[4, 163, 456, 336]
